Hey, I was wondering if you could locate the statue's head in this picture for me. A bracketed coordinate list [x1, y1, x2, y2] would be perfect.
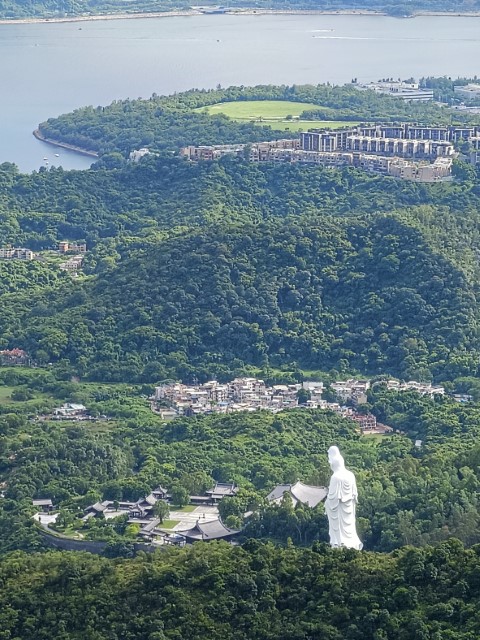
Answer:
[328, 445, 345, 472]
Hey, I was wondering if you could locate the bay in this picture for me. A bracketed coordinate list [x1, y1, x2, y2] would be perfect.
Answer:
[1, 13, 480, 173]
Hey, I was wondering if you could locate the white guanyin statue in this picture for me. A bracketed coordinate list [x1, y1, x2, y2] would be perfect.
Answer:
[325, 445, 363, 550]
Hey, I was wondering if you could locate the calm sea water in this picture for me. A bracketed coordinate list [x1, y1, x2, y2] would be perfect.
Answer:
[1, 13, 480, 172]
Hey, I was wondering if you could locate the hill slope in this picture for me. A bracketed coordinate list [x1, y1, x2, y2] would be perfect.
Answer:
[2, 213, 477, 381]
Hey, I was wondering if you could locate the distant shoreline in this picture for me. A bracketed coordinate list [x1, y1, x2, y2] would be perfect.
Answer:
[33, 129, 99, 158]
[2, 8, 480, 26]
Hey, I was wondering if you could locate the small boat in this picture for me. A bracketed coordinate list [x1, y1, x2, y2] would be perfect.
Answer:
[54, 153, 60, 157]
[43, 157, 48, 160]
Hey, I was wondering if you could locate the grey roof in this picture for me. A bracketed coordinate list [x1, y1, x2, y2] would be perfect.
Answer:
[91, 501, 108, 512]
[267, 481, 327, 508]
[32, 499, 53, 506]
[178, 519, 240, 541]
[142, 494, 158, 506]
[266, 484, 292, 503]
[206, 483, 238, 498]
[141, 518, 161, 533]
[290, 481, 327, 508]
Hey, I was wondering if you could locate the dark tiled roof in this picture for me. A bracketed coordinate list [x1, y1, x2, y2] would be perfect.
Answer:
[206, 483, 238, 498]
[178, 519, 240, 541]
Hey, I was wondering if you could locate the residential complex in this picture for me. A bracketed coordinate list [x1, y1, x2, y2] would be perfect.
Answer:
[152, 375, 451, 435]
[181, 120, 480, 182]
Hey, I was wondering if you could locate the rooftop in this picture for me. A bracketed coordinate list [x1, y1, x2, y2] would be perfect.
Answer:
[178, 518, 240, 541]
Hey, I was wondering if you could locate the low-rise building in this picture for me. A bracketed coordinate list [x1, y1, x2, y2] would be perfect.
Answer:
[129, 148, 151, 162]
[0, 247, 34, 260]
[355, 80, 434, 102]
[384, 380, 445, 397]
[177, 518, 240, 543]
[206, 483, 239, 503]
[454, 83, 480, 102]
[58, 241, 87, 254]
[53, 403, 88, 419]
[0, 348, 29, 365]
[32, 498, 54, 512]
[350, 413, 377, 433]
[266, 481, 328, 508]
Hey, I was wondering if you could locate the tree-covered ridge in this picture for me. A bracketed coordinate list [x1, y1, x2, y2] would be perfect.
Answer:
[1, 210, 477, 381]
[2, 151, 480, 382]
[37, 84, 467, 157]
[2, 153, 480, 251]
[0, 539, 479, 639]
[2, 151, 480, 250]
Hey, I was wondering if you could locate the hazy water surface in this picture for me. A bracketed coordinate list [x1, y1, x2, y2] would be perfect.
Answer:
[1, 13, 480, 172]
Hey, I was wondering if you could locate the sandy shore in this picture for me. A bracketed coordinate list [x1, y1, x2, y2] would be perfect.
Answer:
[2, 8, 480, 25]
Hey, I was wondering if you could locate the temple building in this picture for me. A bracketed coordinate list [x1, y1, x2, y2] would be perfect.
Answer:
[266, 481, 328, 508]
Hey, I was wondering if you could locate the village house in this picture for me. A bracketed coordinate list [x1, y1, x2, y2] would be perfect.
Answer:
[58, 241, 87, 254]
[350, 412, 378, 433]
[53, 403, 88, 419]
[0, 348, 30, 365]
[385, 380, 445, 397]
[0, 247, 34, 260]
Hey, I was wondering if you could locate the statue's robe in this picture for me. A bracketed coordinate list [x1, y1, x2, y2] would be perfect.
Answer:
[325, 469, 363, 550]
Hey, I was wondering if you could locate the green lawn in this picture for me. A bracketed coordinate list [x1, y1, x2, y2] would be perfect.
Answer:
[0, 387, 13, 404]
[195, 100, 359, 132]
[196, 100, 322, 119]
[159, 520, 180, 529]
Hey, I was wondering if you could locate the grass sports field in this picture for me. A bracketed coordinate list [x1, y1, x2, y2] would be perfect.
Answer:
[195, 100, 359, 131]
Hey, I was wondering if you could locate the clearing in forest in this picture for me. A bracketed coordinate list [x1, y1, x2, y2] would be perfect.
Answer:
[196, 100, 359, 131]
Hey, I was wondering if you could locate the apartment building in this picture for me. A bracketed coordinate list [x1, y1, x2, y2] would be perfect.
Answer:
[300, 128, 356, 152]
[58, 241, 87, 254]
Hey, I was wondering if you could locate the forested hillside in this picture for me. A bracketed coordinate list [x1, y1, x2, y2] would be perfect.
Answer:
[0, 540, 479, 640]
[1, 152, 480, 381]
[0, 211, 478, 381]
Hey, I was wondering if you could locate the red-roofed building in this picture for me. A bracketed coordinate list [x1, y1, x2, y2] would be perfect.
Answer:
[0, 349, 29, 365]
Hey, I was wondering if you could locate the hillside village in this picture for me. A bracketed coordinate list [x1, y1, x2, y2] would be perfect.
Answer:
[0, 241, 87, 275]
[152, 376, 447, 434]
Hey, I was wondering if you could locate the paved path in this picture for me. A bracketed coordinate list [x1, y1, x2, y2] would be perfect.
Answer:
[169, 505, 219, 531]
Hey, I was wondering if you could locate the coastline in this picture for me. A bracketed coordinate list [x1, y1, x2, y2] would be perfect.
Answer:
[3, 8, 480, 25]
[33, 129, 99, 158]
